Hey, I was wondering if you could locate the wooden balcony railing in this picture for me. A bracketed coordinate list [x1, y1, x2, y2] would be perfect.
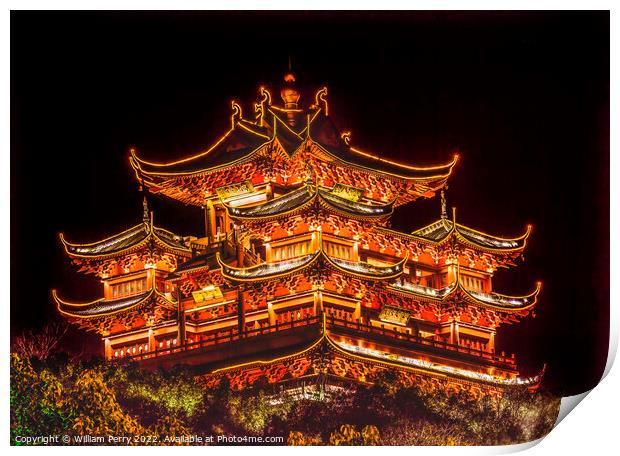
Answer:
[122, 312, 515, 368]
[325, 315, 516, 367]
[127, 314, 320, 362]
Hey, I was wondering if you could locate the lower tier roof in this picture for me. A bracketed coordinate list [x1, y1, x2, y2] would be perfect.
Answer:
[53, 287, 175, 318]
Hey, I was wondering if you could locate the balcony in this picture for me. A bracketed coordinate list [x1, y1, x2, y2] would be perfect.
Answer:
[122, 311, 515, 371]
[325, 315, 516, 368]
[127, 314, 321, 365]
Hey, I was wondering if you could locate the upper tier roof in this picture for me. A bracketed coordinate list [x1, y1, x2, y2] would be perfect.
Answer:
[130, 86, 458, 187]
[60, 215, 190, 260]
[307, 113, 458, 180]
[131, 125, 268, 177]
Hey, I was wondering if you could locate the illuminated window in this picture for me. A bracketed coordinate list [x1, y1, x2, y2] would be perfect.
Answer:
[110, 278, 148, 298]
[272, 240, 312, 261]
[463, 275, 484, 291]
[324, 241, 352, 260]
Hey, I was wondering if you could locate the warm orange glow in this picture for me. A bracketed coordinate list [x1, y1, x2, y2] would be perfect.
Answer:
[56, 73, 541, 395]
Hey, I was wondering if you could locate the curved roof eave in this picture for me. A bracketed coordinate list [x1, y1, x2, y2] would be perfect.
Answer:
[53, 287, 176, 319]
[323, 252, 408, 280]
[216, 250, 321, 282]
[59, 224, 150, 259]
[317, 189, 395, 219]
[223, 184, 317, 220]
[311, 140, 459, 182]
[454, 223, 532, 252]
[388, 275, 541, 312]
[459, 281, 542, 311]
[129, 122, 272, 181]
[390, 219, 531, 254]
[60, 222, 190, 260]
[223, 184, 394, 222]
[328, 336, 542, 387]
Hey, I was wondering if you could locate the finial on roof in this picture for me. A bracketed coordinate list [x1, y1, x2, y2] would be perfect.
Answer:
[280, 69, 300, 127]
[140, 179, 150, 223]
[305, 162, 315, 184]
[281, 71, 300, 111]
[143, 196, 149, 223]
[440, 188, 448, 220]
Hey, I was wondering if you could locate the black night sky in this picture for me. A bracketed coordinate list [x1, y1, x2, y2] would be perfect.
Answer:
[11, 11, 609, 397]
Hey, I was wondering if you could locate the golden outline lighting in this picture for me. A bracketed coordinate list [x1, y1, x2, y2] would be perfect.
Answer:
[54, 69, 543, 398]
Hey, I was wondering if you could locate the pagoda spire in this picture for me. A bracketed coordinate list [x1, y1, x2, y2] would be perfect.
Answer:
[140, 180, 150, 223]
[281, 73, 300, 107]
[143, 196, 150, 223]
[305, 162, 315, 184]
[441, 188, 448, 220]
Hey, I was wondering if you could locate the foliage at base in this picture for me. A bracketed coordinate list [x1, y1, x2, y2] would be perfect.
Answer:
[10, 353, 560, 446]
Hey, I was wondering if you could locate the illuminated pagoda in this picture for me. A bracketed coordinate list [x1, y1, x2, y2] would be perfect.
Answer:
[55, 71, 543, 398]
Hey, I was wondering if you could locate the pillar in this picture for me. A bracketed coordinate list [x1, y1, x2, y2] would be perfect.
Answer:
[268, 302, 275, 325]
[237, 286, 246, 334]
[236, 228, 245, 266]
[449, 322, 455, 345]
[104, 338, 112, 360]
[454, 322, 460, 345]
[265, 242, 272, 262]
[148, 328, 156, 352]
[146, 268, 154, 289]
[489, 331, 495, 353]
[204, 203, 212, 242]
[206, 200, 216, 242]
[311, 231, 319, 251]
[446, 265, 456, 284]
[177, 287, 186, 346]
[354, 302, 361, 320]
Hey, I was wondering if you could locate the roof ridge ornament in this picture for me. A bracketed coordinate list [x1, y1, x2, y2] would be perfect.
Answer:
[254, 87, 271, 127]
[315, 87, 328, 116]
[231, 101, 242, 128]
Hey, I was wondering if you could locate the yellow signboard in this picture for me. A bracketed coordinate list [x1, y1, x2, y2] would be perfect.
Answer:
[192, 285, 224, 303]
[378, 305, 410, 326]
[215, 180, 255, 201]
[332, 183, 364, 202]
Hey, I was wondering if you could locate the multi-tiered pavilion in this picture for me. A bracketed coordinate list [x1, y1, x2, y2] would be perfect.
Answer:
[54, 72, 543, 398]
